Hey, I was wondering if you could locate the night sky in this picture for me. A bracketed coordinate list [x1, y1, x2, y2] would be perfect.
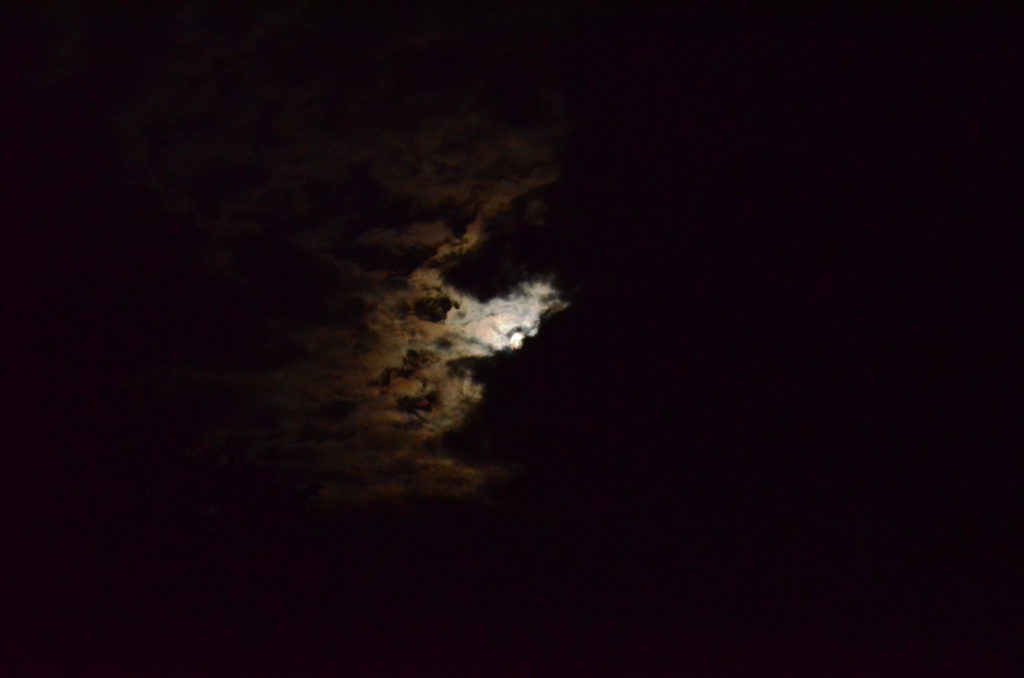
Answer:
[5, 5, 1022, 676]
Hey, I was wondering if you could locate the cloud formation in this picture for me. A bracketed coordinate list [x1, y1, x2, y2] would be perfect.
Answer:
[120, 9, 568, 502]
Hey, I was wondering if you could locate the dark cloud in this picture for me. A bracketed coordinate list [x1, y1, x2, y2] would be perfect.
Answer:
[106, 5, 569, 502]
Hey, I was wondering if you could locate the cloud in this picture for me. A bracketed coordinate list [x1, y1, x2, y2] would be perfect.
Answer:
[119, 8, 567, 503]
[446, 279, 567, 354]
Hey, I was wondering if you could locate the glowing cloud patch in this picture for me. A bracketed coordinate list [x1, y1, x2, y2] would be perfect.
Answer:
[445, 280, 567, 354]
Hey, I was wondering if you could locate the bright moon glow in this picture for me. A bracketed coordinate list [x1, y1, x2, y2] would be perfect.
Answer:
[351, 275, 568, 456]
[445, 279, 566, 354]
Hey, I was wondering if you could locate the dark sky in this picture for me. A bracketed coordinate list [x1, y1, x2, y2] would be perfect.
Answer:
[5, 5, 1022, 676]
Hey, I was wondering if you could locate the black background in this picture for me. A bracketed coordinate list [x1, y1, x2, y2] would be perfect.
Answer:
[5, 5, 1021, 676]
